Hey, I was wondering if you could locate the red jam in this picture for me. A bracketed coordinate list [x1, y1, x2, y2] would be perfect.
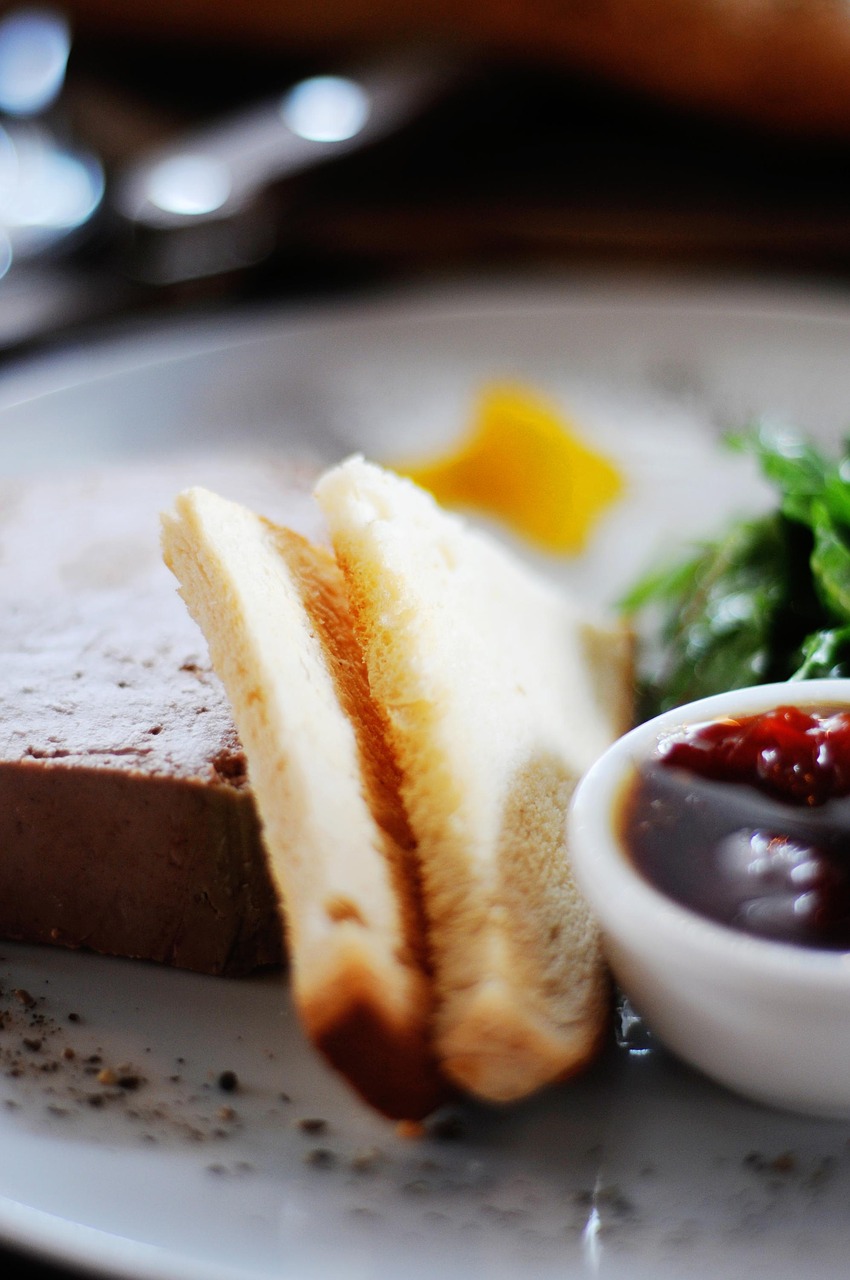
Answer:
[621, 705, 850, 950]
[659, 705, 850, 807]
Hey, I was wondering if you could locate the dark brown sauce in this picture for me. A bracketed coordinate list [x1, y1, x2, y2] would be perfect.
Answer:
[621, 705, 850, 950]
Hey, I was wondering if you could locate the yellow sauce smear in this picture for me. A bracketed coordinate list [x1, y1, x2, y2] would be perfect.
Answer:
[396, 384, 623, 555]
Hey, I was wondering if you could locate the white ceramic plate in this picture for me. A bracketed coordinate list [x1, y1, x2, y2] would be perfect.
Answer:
[4, 271, 850, 1280]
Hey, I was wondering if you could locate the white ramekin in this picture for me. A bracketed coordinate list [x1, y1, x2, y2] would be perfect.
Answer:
[568, 678, 850, 1117]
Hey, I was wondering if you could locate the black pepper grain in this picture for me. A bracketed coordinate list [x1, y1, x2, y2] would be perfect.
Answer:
[427, 1110, 467, 1141]
[350, 1147, 383, 1173]
[297, 1117, 327, 1134]
[304, 1148, 335, 1168]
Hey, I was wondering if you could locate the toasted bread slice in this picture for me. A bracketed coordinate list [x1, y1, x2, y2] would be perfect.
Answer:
[315, 457, 632, 1103]
[161, 487, 442, 1119]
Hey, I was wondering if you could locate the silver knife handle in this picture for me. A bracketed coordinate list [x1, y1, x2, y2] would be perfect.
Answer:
[116, 57, 454, 232]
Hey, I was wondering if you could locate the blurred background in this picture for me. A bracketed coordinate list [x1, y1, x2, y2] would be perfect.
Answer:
[4, 0, 850, 360]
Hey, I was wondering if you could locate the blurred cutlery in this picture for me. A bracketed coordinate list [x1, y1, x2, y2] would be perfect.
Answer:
[112, 55, 457, 284]
[0, 21, 459, 351]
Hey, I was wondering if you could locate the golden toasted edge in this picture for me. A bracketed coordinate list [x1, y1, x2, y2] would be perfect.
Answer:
[315, 458, 630, 1104]
[161, 487, 443, 1119]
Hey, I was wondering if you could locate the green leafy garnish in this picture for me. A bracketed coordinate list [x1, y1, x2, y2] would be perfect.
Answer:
[625, 427, 850, 719]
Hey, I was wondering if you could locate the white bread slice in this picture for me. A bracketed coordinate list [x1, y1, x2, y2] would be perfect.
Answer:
[315, 457, 632, 1104]
[161, 487, 442, 1119]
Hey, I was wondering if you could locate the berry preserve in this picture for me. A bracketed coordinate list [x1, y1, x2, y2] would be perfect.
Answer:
[621, 705, 850, 949]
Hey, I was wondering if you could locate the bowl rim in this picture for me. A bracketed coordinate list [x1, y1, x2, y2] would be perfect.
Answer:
[568, 677, 850, 990]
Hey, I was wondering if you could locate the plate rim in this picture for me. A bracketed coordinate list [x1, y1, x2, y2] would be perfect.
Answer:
[3, 268, 850, 1280]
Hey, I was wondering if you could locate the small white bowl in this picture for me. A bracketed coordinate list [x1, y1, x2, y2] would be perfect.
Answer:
[569, 678, 850, 1117]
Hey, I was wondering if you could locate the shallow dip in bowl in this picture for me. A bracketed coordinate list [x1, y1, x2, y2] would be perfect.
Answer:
[569, 678, 850, 1118]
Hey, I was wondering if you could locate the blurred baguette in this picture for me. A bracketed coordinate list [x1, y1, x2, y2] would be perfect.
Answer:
[66, 0, 850, 135]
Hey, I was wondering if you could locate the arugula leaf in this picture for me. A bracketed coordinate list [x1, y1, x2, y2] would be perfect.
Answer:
[810, 499, 850, 621]
[618, 550, 706, 613]
[822, 469, 850, 528]
[625, 426, 850, 719]
[728, 428, 831, 526]
[792, 626, 850, 679]
[627, 514, 789, 717]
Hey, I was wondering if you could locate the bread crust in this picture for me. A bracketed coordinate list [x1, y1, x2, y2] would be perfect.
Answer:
[163, 464, 631, 1113]
[162, 488, 442, 1119]
[316, 458, 631, 1103]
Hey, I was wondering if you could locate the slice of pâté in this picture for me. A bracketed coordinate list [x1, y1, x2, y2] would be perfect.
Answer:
[0, 457, 318, 975]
